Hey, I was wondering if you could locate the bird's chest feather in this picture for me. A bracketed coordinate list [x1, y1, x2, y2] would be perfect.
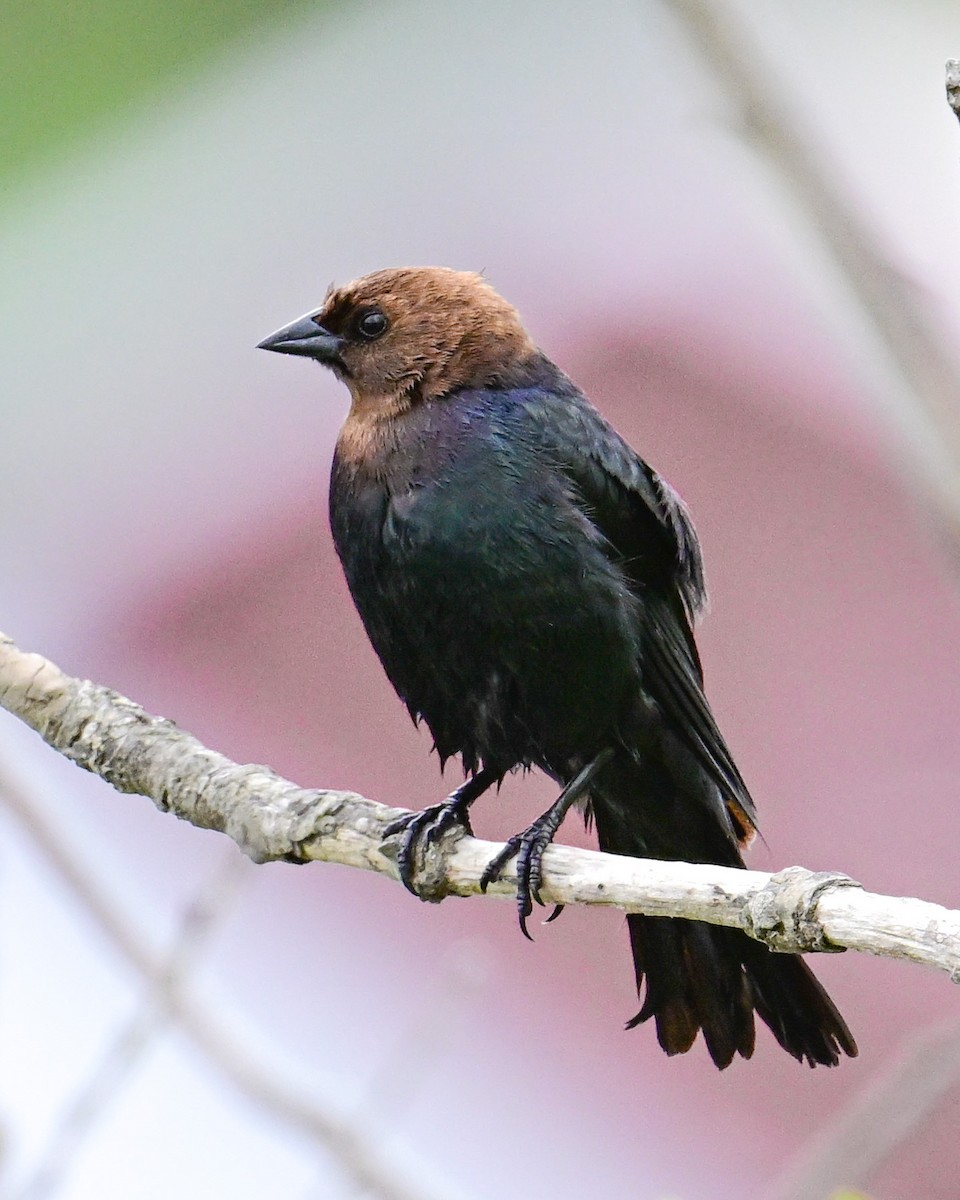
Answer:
[330, 425, 562, 626]
[328, 397, 642, 767]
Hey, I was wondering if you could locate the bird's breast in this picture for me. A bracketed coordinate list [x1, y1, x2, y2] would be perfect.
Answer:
[328, 421, 642, 770]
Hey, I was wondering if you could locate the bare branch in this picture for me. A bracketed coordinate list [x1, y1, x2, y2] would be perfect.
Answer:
[768, 1016, 960, 1198]
[947, 59, 960, 125]
[640, 22, 960, 1186]
[8, 851, 248, 1200]
[0, 748, 460, 1200]
[2, 629, 959, 980]
[665, 0, 960, 564]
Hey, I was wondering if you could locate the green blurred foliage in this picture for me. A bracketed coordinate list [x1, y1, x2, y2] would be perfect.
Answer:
[0, 0, 311, 183]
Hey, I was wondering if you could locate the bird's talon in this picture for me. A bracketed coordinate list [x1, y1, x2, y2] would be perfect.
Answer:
[517, 832, 551, 907]
[425, 807, 471, 846]
[545, 904, 565, 924]
[384, 797, 476, 897]
[528, 851, 547, 906]
[383, 811, 418, 838]
[517, 885, 535, 940]
[480, 836, 522, 893]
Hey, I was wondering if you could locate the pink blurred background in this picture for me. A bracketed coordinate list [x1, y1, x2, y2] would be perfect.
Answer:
[3, 2, 960, 1197]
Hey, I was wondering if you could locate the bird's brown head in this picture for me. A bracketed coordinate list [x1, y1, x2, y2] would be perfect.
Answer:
[258, 267, 538, 414]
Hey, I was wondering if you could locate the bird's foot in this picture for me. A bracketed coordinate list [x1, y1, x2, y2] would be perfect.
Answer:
[384, 793, 475, 896]
[477, 753, 616, 937]
[479, 817, 564, 940]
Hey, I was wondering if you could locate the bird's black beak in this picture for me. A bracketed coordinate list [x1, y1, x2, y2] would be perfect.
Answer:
[257, 313, 345, 363]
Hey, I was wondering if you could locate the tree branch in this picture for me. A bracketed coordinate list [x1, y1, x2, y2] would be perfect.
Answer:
[768, 1015, 960, 1199]
[665, 1, 960, 567]
[0, 753, 460, 1200]
[1, 630, 958, 979]
[8, 850, 248, 1200]
[947, 59, 960, 125]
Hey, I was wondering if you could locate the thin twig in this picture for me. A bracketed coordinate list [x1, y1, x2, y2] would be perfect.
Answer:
[1, 630, 959, 979]
[655, 13, 960, 1191]
[767, 1016, 960, 1199]
[947, 59, 960, 125]
[665, 0, 960, 563]
[8, 850, 248, 1200]
[0, 756, 461, 1200]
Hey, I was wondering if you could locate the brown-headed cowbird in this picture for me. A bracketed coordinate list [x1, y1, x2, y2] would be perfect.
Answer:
[258, 267, 857, 1069]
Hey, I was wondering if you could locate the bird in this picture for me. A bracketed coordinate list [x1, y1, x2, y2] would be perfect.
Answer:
[258, 266, 857, 1069]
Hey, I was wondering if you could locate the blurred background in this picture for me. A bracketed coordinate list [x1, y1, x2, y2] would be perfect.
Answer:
[2, 1, 960, 1197]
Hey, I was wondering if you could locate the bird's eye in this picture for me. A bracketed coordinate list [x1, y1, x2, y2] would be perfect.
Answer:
[356, 310, 389, 340]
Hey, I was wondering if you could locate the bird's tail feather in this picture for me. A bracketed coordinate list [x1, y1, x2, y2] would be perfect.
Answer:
[592, 778, 857, 1069]
[621, 911, 856, 1068]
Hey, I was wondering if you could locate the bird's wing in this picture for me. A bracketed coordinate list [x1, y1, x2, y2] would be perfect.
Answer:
[531, 390, 757, 840]
[534, 392, 707, 617]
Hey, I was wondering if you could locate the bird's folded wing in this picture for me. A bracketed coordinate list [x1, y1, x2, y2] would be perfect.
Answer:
[535, 392, 757, 840]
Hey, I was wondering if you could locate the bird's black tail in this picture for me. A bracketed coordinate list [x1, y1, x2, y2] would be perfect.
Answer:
[591, 764, 857, 1069]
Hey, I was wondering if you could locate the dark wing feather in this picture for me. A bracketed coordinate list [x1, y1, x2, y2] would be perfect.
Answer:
[642, 591, 756, 841]
[533, 387, 757, 841]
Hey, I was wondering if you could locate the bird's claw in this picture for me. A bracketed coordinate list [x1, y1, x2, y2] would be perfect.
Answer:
[479, 834, 522, 891]
[480, 822, 562, 939]
[384, 798, 473, 895]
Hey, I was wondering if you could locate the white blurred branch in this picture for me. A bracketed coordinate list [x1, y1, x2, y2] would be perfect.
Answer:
[666, 0, 960, 562]
[2, 629, 959, 979]
[0, 726, 460, 1200]
[653, 18, 960, 1192]
[9, 850, 248, 1200]
[768, 1015, 960, 1199]
[947, 58, 960, 124]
